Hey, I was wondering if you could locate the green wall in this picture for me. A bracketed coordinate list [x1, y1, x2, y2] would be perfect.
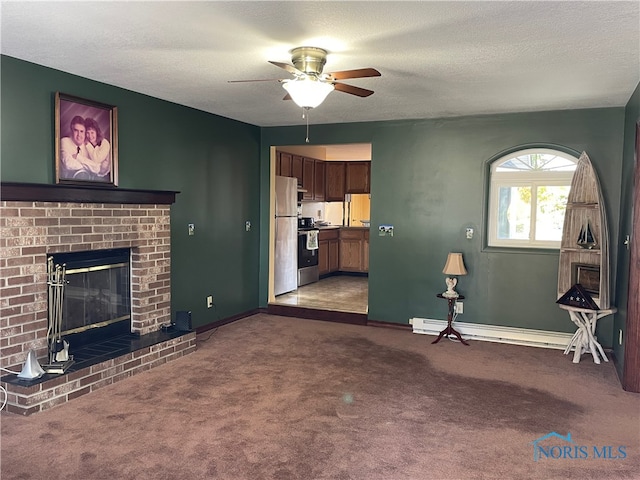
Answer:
[2, 55, 630, 349]
[613, 81, 640, 375]
[262, 108, 625, 346]
[1, 56, 262, 328]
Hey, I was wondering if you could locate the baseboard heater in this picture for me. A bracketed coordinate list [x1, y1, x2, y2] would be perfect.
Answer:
[409, 317, 573, 350]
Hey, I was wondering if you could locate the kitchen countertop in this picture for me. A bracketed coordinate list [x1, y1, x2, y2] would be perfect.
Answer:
[315, 225, 369, 230]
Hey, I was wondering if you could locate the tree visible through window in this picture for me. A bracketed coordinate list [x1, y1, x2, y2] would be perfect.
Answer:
[488, 149, 577, 248]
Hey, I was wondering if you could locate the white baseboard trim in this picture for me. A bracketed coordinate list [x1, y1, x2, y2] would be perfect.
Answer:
[409, 317, 573, 350]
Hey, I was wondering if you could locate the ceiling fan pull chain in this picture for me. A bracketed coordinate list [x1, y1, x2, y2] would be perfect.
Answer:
[303, 107, 310, 143]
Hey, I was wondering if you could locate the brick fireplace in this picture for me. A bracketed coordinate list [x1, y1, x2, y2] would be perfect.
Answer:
[1, 183, 196, 415]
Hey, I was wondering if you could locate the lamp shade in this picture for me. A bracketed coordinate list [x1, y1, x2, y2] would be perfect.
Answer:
[282, 78, 334, 108]
[442, 253, 467, 276]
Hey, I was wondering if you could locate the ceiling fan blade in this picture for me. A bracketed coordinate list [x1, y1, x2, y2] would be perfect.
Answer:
[333, 82, 374, 98]
[327, 68, 381, 80]
[228, 79, 283, 83]
[268, 61, 303, 76]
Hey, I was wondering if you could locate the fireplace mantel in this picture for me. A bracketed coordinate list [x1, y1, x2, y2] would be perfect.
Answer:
[1, 182, 179, 205]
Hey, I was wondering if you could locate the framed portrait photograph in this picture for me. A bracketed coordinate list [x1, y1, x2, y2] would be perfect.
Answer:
[55, 92, 118, 186]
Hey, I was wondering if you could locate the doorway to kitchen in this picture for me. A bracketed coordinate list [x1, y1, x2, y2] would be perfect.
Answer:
[274, 275, 367, 314]
[268, 143, 371, 318]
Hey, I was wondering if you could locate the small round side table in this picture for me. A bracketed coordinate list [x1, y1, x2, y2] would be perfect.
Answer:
[432, 294, 469, 346]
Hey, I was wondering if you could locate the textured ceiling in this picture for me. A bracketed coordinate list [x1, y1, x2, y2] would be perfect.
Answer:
[1, 1, 639, 128]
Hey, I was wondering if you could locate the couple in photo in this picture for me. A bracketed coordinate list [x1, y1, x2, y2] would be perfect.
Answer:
[60, 115, 111, 181]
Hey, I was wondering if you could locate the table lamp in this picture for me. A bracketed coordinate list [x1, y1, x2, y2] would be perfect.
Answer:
[442, 252, 467, 298]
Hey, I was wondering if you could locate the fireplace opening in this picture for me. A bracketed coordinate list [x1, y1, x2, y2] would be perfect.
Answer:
[51, 248, 131, 350]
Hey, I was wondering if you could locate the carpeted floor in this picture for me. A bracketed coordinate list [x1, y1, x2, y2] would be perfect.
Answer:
[2, 313, 639, 479]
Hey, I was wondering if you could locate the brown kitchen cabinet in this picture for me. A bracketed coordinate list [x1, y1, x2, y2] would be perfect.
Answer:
[328, 237, 339, 272]
[346, 161, 371, 194]
[318, 229, 339, 276]
[277, 151, 293, 177]
[301, 157, 315, 200]
[313, 160, 325, 202]
[291, 155, 304, 186]
[277, 154, 369, 203]
[319, 240, 329, 275]
[339, 228, 369, 273]
[363, 229, 369, 272]
[325, 161, 346, 202]
[277, 151, 318, 200]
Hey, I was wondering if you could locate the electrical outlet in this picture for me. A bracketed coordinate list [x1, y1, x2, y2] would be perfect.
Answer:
[207, 295, 213, 308]
[455, 301, 463, 314]
[245, 221, 251, 232]
[378, 225, 394, 237]
[188, 224, 195, 236]
[619, 329, 623, 345]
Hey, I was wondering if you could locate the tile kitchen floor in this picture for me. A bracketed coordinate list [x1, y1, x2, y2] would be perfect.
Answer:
[273, 275, 368, 314]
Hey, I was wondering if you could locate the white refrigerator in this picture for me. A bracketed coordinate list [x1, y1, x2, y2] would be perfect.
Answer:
[274, 176, 298, 296]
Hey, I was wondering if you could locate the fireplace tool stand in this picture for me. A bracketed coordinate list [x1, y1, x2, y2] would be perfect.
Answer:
[43, 257, 74, 374]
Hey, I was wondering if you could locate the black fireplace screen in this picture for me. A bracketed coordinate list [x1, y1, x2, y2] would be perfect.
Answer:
[52, 249, 131, 345]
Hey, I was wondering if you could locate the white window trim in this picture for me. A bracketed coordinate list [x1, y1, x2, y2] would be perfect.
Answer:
[488, 148, 578, 249]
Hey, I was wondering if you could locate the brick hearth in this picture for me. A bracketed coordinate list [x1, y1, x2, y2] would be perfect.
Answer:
[1, 184, 195, 414]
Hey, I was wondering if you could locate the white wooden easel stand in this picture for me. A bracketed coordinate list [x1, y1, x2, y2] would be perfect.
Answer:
[558, 304, 616, 364]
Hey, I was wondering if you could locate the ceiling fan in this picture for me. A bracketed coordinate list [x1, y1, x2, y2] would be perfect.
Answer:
[229, 46, 381, 109]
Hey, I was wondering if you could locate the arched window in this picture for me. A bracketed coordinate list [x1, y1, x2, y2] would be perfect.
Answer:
[488, 148, 578, 249]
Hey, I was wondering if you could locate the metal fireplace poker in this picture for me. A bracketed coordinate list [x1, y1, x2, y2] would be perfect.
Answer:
[44, 257, 74, 374]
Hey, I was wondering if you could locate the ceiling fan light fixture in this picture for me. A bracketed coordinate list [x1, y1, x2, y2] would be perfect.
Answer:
[282, 77, 334, 109]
